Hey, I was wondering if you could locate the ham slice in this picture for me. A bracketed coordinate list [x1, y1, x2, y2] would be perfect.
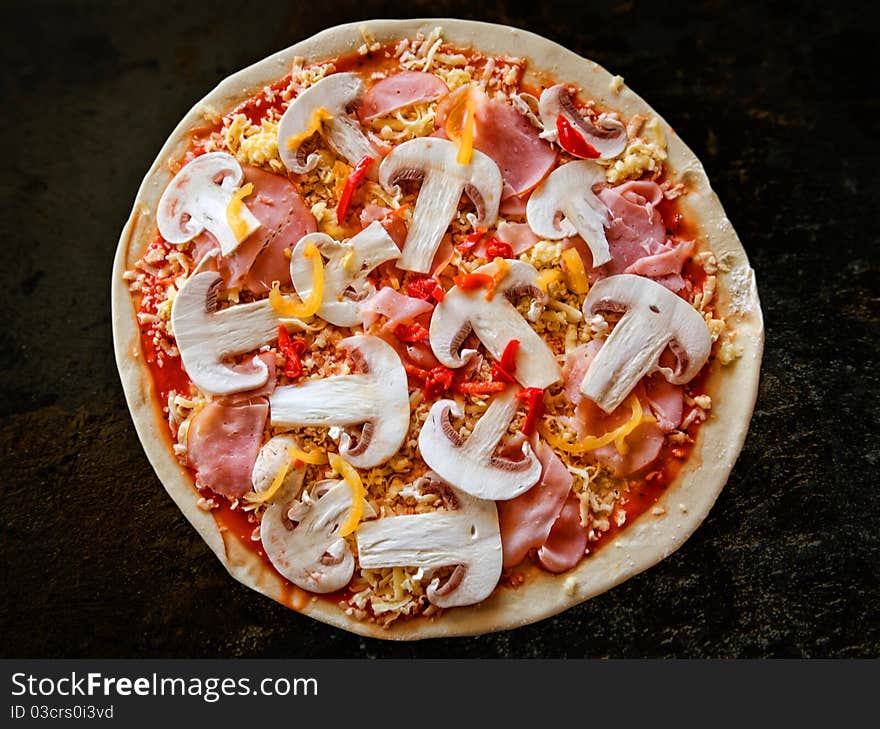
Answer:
[241, 352, 277, 398]
[498, 438, 573, 568]
[359, 286, 434, 330]
[643, 374, 684, 432]
[596, 180, 666, 274]
[187, 399, 268, 499]
[437, 88, 556, 198]
[493, 221, 540, 255]
[201, 167, 316, 293]
[360, 71, 449, 120]
[536, 496, 589, 573]
[360, 204, 408, 249]
[562, 340, 603, 405]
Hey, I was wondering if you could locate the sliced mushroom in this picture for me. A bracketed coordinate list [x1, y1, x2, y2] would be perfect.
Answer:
[538, 84, 627, 159]
[580, 274, 712, 413]
[260, 477, 355, 594]
[278, 73, 378, 175]
[526, 160, 612, 267]
[417, 388, 542, 500]
[157, 152, 260, 256]
[251, 434, 307, 501]
[429, 259, 561, 389]
[379, 137, 502, 273]
[269, 335, 409, 467]
[356, 472, 502, 608]
[170, 255, 307, 395]
[289, 221, 400, 327]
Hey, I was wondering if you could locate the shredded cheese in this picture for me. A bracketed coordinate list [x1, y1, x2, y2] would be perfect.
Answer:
[329, 453, 365, 537]
[540, 396, 654, 456]
[226, 182, 254, 241]
[269, 242, 324, 317]
[286, 106, 333, 150]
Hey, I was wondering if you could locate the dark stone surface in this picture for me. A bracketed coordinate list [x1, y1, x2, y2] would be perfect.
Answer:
[1, 0, 877, 658]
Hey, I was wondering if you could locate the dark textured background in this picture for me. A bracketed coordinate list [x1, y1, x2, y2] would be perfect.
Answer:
[1, 0, 877, 658]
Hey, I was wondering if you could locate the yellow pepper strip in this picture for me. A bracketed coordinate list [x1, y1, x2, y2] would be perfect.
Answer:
[226, 182, 254, 241]
[244, 447, 295, 505]
[561, 248, 590, 294]
[289, 446, 328, 465]
[269, 242, 324, 318]
[456, 93, 477, 165]
[286, 106, 333, 150]
[328, 453, 364, 537]
[486, 257, 509, 300]
[539, 395, 654, 456]
[537, 269, 562, 292]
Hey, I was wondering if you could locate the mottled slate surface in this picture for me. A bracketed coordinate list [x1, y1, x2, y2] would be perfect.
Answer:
[1, 0, 877, 658]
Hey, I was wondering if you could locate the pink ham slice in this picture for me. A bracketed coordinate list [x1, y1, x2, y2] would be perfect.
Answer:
[490, 221, 540, 256]
[359, 286, 434, 331]
[643, 373, 684, 432]
[562, 340, 603, 405]
[360, 72, 449, 120]
[498, 438, 573, 568]
[187, 399, 269, 499]
[436, 88, 556, 198]
[198, 167, 316, 293]
[595, 180, 665, 274]
[536, 496, 589, 573]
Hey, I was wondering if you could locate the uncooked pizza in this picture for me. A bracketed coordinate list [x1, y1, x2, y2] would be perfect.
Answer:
[112, 20, 763, 639]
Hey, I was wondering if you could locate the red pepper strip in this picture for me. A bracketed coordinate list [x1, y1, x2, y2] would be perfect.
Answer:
[407, 276, 446, 303]
[484, 237, 513, 260]
[336, 155, 374, 222]
[492, 339, 520, 383]
[277, 325, 307, 379]
[455, 381, 508, 395]
[393, 322, 430, 343]
[556, 115, 600, 159]
[516, 387, 545, 436]
[404, 363, 428, 380]
[456, 228, 486, 254]
[454, 272, 494, 291]
[424, 367, 454, 399]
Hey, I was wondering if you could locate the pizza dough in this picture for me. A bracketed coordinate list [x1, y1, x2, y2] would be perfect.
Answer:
[112, 19, 763, 639]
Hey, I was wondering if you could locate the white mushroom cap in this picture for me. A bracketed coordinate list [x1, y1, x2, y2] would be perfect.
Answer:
[259, 477, 355, 594]
[269, 335, 410, 467]
[526, 160, 612, 267]
[157, 152, 260, 256]
[289, 221, 400, 327]
[580, 274, 712, 413]
[278, 73, 378, 175]
[417, 388, 542, 500]
[538, 84, 627, 159]
[379, 137, 503, 273]
[429, 259, 561, 389]
[170, 254, 308, 395]
[356, 472, 502, 608]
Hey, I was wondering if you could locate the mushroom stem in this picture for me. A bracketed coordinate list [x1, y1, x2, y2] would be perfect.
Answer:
[400, 172, 464, 273]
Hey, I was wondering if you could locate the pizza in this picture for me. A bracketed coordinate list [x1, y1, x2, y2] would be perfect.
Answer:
[112, 19, 763, 639]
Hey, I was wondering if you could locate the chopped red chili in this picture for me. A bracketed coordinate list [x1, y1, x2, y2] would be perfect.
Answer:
[455, 381, 508, 395]
[556, 115, 600, 159]
[484, 237, 513, 260]
[424, 367, 454, 399]
[453, 272, 494, 291]
[516, 387, 545, 436]
[336, 155, 374, 222]
[456, 228, 487, 254]
[491, 339, 519, 383]
[277, 325, 307, 379]
[393, 322, 430, 343]
[407, 276, 446, 302]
